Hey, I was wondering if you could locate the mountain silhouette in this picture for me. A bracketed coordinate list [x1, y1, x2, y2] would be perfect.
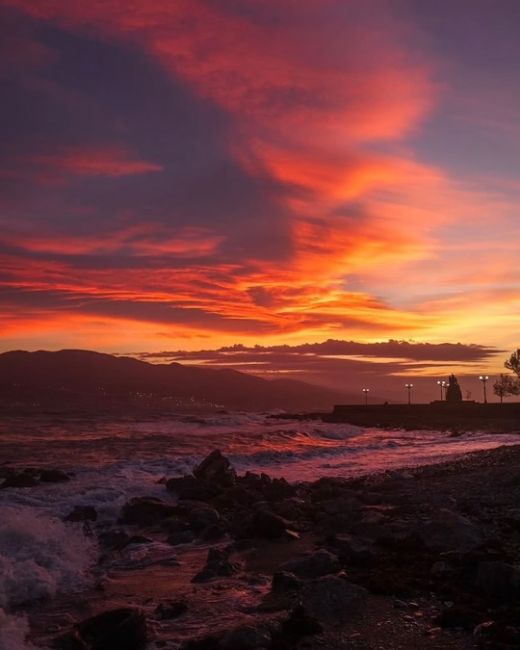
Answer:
[0, 349, 355, 412]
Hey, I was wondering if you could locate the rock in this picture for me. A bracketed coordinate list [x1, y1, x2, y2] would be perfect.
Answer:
[166, 476, 219, 501]
[99, 530, 133, 550]
[271, 571, 302, 593]
[262, 477, 295, 502]
[435, 604, 481, 630]
[281, 605, 323, 636]
[192, 548, 239, 583]
[155, 600, 188, 620]
[1, 471, 39, 489]
[55, 607, 147, 650]
[417, 509, 483, 552]
[167, 530, 195, 546]
[245, 510, 293, 539]
[200, 523, 226, 541]
[188, 505, 221, 530]
[281, 549, 340, 578]
[39, 469, 70, 483]
[300, 574, 367, 620]
[351, 510, 389, 539]
[65, 506, 97, 523]
[327, 533, 374, 566]
[120, 497, 180, 526]
[193, 450, 236, 487]
[474, 560, 520, 601]
[221, 624, 271, 649]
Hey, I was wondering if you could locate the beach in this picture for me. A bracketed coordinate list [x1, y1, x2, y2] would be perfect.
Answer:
[1, 413, 520, 649]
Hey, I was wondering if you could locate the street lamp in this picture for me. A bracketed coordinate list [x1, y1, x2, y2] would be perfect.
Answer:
[362, 388, 370, 407]
[405, 383, 413, 405]
[436, 380, 447, 401]
[479, 375, 489, 404]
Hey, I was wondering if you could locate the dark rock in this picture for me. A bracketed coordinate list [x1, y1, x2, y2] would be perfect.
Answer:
[39, 469, 70, 483]
[281, 605, 323, 636]
[166, 475, 219, 501]
[120, 497, 180, 526]
[125, 535, 152, 546]
[193, 450, 236, 487]
[192, 548, 239, 582]
[188, 505, 221, 530]
[55, 607, 147, 650]
[167, 530, 195, 546]
[280, 549, 340, 578]
[155, 600, 188, 620]
[475, 560, 520, 601]
[327, 533, 375, 566]
[99, 530, 132, 550]
[245, 510, 293, 539]
[417, 509, 483, 552]
[300, 573, 367, 620]
[262, 477, 295, 502]
[435, 604, 481, 630]
[200, 523, 227, 541]
[221, 624, 271, 649]
[271, 571, 302, 593]
[65, 506, 97, 523]
[1, 471, 39, 489]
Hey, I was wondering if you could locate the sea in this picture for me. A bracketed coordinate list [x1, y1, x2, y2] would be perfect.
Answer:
[1, 411, 519, 649]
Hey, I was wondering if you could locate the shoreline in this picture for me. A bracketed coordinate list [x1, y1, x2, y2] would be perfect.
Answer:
[8, 442, 520, 649]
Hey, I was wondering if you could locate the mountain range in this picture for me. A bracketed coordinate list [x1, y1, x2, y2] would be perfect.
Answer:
[0, 349, 355, 412]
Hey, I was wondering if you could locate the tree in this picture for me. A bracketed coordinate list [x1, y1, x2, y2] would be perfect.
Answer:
[445, 374, 462, 402]
[505, 349, 520, 378]
[493, 374, 520, 403]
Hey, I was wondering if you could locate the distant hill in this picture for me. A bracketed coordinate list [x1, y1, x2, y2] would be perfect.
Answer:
[0, 349, 355, 412]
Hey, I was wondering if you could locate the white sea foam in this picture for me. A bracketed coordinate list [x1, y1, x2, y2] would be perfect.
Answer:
[0, 506, 96, 610]
[0, 610, 39, 650]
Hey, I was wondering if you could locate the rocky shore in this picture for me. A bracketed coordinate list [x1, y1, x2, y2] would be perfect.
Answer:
[7, 444, 520, 649]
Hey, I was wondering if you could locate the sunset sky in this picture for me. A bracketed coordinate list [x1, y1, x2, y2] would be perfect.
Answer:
[1, 1, 519, 399]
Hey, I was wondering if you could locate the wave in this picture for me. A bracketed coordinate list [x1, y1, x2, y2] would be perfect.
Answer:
[0, 506, 96, 611]
[0, 610, 38, 650]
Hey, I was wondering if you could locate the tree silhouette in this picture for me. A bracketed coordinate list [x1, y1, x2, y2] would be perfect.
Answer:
[505, 349, 520, 378]
[493, 374, 520, 403]
[445, 374, 462, 402]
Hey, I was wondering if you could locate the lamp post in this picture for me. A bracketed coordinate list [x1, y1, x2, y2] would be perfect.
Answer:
[405, 383, 413, 405]
[436, 380, 447, 401]
[479, 375, 489, 404]
[362, 388, 369, 407]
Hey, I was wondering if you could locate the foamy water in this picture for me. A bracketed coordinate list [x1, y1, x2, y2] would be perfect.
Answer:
[0, 412, 519, 648]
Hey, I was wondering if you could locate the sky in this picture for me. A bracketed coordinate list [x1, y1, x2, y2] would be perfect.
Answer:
[1, 0, 519, 400]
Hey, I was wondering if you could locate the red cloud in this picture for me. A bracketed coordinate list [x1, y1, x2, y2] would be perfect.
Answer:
[29, 147, 162, 177]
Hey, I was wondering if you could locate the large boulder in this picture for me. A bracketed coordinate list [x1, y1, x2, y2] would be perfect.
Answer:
[244, 509, 294, 539]
[55, 607, 147, 650]
[475, 560, 520, 602]
[39, 468, 71, 483]
[192, 548, 239, 583]
[299, 574, 367, 620]
[281, 549, 340, 579]
[188, 505, 221, 531]
[1, 471, 39, 489]
[166, 476, 219, 501]
[120, 497, 180, 526]
[64, 506, 98, 523]
[193, 450, 236, 487]
[416, 509, 484, 552]
[221, 624, 272, 649]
